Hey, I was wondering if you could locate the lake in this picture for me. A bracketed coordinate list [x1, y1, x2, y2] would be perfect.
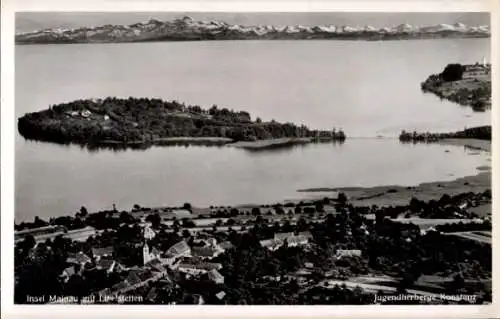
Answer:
[15, 39, 490, 222]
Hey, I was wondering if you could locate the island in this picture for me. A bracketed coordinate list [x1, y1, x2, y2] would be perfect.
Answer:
[17, 97, 346, 149]
[15, 16, 490, 45]
[421, 63, 491, 111]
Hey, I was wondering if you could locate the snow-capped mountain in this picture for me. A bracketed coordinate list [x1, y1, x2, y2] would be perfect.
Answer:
[15, 16, 491, 44]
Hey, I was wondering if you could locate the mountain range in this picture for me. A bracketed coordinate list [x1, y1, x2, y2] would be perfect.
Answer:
[15, 16, 490, 44]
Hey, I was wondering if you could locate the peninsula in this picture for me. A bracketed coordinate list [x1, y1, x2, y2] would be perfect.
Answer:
[399, 125, 491, 143]
[15, 16, 490, 45]
[421, 63, 491, 111]
[17, 97, 346, 149]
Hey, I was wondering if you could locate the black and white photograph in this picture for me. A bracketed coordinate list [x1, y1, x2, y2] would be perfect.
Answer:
[2, 0, 497, 314]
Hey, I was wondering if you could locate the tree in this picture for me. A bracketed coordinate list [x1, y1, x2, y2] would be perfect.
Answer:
[145, 213, 161, 229]
[182, 203, 192, 210]
[182, 229, 191, 239]
[20, 235, 36, 252]
[441, 64, 464, 82]
[33, 216, 48, 228]
[120, 211, 135, 224]
[450, 273, 465, 292]
[294, 206, 302, 215]
[251, 207, 261, 216]
[315, 202, 325, 213]
[80, 206, 88, 217]
[337, 192, 348, 206]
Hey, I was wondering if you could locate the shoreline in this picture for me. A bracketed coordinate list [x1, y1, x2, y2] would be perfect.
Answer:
[25, 136, 345, 150]
[17, 97, 346, 149]
[15, 138, 491, 222]
[229, 137, 313, 149]
[297, 138, 491, 207]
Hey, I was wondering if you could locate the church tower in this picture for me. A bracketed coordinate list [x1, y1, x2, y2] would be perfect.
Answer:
[143, 242, 151, 265]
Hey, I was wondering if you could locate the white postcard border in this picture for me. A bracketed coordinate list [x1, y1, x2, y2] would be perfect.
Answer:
[1, 0, 499, 318]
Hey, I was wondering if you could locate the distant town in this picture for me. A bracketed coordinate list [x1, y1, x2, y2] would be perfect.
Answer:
[15, 188, 491, 305]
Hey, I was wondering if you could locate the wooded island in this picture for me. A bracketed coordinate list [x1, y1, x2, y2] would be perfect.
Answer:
[18, 97, 346, 149]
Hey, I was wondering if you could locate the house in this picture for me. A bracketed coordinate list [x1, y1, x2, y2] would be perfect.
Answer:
[286, 235, 309, 247]
[259, 238, 283, 251]
[207, 269, 224, 284]
[215, 291, 226, 301]
[143, 226, 156, 240]
[205, 238, 217, 247]
[143, 243, 162, 265]
[95, 258, 124, 273]
[92, 247, 114, 260]
[178, 261, 223, 275]
[305, 262, 314, 269]
[145, 258, 168, 274]
[81, 110, 92, 118]
[165, 240, 191, 260]
[66, 251, 91, 266]
[298, 231, 313, 239]
[274, 232, 295, 240]
[335, 249, 362, 259]
[420, 227, 437, 236]
[104, 115, 110, 121]
[191, 246, 223, 260]
[218, 241, 234, 251]
[60, 265, 76, 282]
[146, 287, 158, 303]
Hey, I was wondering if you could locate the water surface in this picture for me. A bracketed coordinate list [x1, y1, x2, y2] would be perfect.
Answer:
[15, 39, 491, 221]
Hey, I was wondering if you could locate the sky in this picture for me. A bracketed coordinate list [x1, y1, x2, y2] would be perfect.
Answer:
[16, 12, 490, 33]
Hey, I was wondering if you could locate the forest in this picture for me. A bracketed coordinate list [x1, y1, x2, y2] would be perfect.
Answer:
[399, 125, 491, 142]
[18, 97, 346, 147]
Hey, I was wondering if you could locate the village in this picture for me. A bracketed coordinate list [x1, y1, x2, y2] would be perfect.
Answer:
[14, 189, 492, 305]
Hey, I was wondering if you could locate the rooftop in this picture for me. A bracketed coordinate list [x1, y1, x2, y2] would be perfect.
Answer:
[166, 240, 190, 257]
[92, 246, 114, 257]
